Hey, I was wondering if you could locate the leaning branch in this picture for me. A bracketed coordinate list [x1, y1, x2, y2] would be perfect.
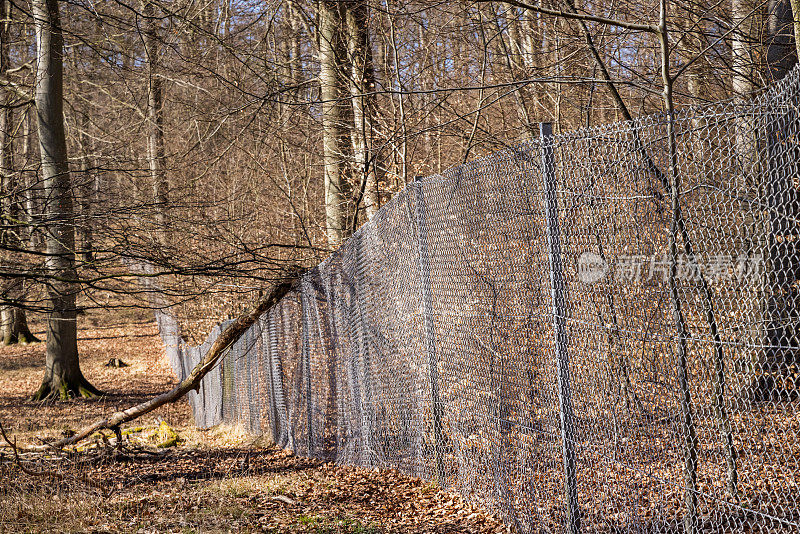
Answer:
[32, 266, 304, 451]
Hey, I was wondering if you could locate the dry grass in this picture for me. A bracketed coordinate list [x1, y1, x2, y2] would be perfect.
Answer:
[0, 310, 508, 533]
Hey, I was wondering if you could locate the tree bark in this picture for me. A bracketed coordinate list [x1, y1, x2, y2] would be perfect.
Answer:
[345, 1, 380, 221]
[766, 0, 797, 81]
[22, 107, 42, 250]
[731, 0, 759, 182]
[1, 0, 13, 244]
[753, 0, 800, 402]
[1, 305, 39, 345]
[74, 106, 94, 263]
[1, 0, 38, 345]
[31, 0, 99, 400]
[493, 5, 537, 137]
[142, 0, 168, 248]
[319, 0, 352, 246]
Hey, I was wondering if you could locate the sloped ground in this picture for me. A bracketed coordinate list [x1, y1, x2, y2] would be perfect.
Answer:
[0, 312, 508, 533]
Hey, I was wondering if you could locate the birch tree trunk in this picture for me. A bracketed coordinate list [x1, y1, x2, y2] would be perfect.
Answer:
[732, 0, 759, 181]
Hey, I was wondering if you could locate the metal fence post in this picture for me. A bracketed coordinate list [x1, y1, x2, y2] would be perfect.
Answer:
[265, 312, 281, 444]
[414, 176, 445, 482]
[350, 232, 376, 464]
[271, 309, 293, 449]
[300, 277, 314, 456]
[540, 122, 580, 533]
[244, 329, 256, 433]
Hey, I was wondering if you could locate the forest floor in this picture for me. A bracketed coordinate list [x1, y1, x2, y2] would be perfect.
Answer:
[0, 312, 508, 534]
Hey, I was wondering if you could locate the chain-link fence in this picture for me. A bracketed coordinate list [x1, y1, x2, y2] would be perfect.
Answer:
[158, 68, 800, 533]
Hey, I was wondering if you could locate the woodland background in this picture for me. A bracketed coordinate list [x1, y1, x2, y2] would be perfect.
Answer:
[0, 0, 795, 394]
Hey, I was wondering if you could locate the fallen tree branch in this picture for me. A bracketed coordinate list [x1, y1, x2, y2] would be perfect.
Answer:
[32, 266, 305, 451]
[0, 423, 109, 496]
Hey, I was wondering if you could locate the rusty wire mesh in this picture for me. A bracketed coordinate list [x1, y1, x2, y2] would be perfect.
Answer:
[159, 68, 800, 532]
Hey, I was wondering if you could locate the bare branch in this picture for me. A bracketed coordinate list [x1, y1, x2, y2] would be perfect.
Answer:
[33, 266, 304, 451]
[475, 0, 657, 33]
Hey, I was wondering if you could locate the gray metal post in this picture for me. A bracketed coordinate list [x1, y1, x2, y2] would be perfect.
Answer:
[245, 329, 256, 433]
[540, 122, 580, 533]
[248, 328, 261, 434]
[351, 232, 376, 463]
[414, 177, 445, 482]
[265, 313, 281, 444]
[271, 309, 292, 449]
[300, 278, 314, 456]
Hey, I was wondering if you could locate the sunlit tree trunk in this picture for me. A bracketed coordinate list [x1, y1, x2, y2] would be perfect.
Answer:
[1, 0, 38, 345]
[345, 1, 380, 220]
[1, 305, 39, 345]
[319, 0, 352, 246]
[31, 0, 99, 400]
[495, 5, 536, 135]
[1, 0, 13, 244]
[732, 0, 760, 177]
[142, 0, 168, 248]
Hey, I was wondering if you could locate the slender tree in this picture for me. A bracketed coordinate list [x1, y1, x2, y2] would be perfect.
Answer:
[1, 0, 38, 345]
[141, 0, 168, 248]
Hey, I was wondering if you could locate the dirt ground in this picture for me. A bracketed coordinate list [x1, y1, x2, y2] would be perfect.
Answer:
[0, 312, 509, 533]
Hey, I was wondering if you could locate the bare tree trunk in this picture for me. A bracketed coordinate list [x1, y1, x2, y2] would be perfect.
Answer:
[766, 0, 797, 81]
[142, 0, 168, 248]
[493, 5, 536, 137]
[21, 108, 41, 250]
[287, 3, 304, 89]
[2, 306, 39, 345]
[681, 2, 710, 157]
[732, 0, 759, 180]
[31, 0, 99, 400]
[657, 8, 699, 531]
[74, 102, 94, 263]
[345, 1, 380, 221]
[755, 0, 800, 403]
[387, 3, 407, 186]
[1, 0, 12, 245]
[1, 0, 38, 345]
[319, 0, 351, 246]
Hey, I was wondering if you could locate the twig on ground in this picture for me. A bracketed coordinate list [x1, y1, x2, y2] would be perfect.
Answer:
[0, 422, 110, 497]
